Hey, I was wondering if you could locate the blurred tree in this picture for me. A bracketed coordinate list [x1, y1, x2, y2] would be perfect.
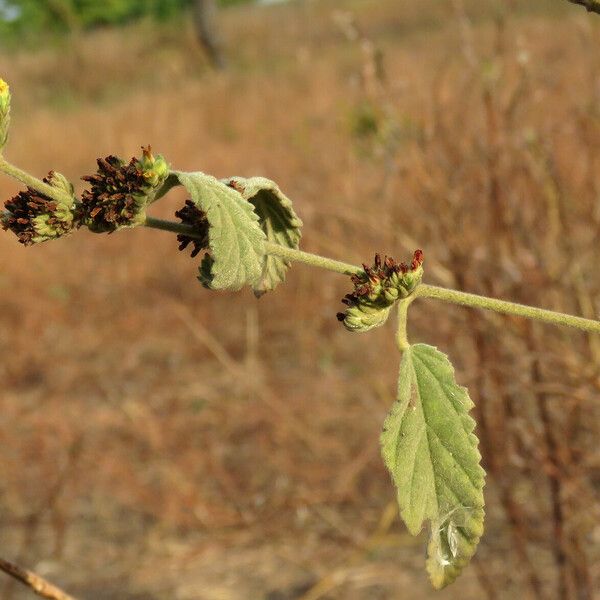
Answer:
[0, 0, 247, 33]
[193, 0, 226, 70]
[566, 0, 600, 13]
[0, 0, 194, 33]
[0, 0, 229, 68]
[45, 0, 78, 30]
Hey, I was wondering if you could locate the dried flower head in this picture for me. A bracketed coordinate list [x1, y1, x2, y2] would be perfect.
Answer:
[81, 146, 168, 233]
[337, 250, 424, 332]
[175, 199, 209, 258]
[1, 172, 78, 245]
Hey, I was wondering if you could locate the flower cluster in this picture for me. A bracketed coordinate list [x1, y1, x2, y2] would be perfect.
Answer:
[337, 250, 424, 332]
[175, 199, 210, 258]
[80, 146, 168, 233]
[1, 171, 78, 245]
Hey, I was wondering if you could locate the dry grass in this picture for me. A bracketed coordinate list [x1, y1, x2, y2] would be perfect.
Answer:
[0, 1, 599, 598]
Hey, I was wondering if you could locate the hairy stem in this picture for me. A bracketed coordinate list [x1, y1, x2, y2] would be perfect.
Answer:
[396, 298, 412, 351]
[144, 217, 362, 275]
[142, 217, 600, 334]
[415, 284, 600, 334]
[0, 156, 72, 205]
[263, 241, 361, 276]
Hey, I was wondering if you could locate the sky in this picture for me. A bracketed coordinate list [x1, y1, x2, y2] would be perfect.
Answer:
[0, 0, 20, 22]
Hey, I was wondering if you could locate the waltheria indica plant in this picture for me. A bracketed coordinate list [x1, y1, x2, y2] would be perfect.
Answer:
[1, 80, 599, 591]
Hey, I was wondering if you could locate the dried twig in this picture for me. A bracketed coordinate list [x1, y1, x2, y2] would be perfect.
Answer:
[0, 557, 77, 600]
[567, 0, 600, 14]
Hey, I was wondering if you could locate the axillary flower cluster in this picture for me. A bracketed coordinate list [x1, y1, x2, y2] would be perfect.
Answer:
[2, 171, 78, 245]
[1, 144, 170, 244]
[0, 79, 172, 244]
[174, 199, 210, 257]
[80, 147, 169, 233]
[337, 250, 424, 332]
[0, 78, 217, 291]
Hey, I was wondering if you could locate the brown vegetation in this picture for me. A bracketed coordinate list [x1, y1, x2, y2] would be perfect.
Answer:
[0, 1, 598, 598]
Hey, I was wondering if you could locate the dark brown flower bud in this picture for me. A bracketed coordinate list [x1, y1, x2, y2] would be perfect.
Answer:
[80, 147, 169, 233]
[81, 155, 147, 232]
[1, 172, 78, 245]
[174, 199, 209, 258]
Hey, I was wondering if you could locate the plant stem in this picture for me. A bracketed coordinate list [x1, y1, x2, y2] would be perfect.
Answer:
[415, 284, 600, 334]
[144, 217, 362, 276]
[263, 241, 361, 276]
[396, 298, 413, 351]
[142, 217, 600, 334]
[144, 216, 191, 236]
[0, 156, 72, 205]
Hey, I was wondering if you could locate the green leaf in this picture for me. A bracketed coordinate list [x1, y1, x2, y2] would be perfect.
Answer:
[224, 176, 302, 297]
[380, 343, 485, 589]
[174, 171, 266, 291]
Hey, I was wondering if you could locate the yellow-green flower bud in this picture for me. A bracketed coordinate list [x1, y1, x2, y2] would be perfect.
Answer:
[338, 302, 393, 333]
[46, 170, 75, 197]
[383, 286, 400, 303]
[137, 145, 169, 189]
[397, 263, 423, 296]
[0, 78, 11, 152]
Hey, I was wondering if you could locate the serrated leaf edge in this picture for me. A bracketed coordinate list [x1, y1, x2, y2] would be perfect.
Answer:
[380, 343, 485, 589]
[224, 176, 302, 295]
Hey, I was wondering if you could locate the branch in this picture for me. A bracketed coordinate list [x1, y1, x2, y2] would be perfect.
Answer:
[145, 217, 362, 276]
[143, 218, 600, 335]
[0, 557, 77, 600]
[567, 0, 600, 14]
[415, 284, 600, 335]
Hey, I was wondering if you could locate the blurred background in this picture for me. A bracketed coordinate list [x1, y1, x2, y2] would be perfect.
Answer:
[0, 0, 599, 598]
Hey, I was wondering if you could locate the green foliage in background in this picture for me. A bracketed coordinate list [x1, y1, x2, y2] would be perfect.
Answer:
[0, 0, 250, 36]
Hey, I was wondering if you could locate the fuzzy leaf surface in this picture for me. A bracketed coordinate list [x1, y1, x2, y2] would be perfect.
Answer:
[380, 343, 485, 589]
[174, 171, 265, 291]
[225, 176, 302, 296]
